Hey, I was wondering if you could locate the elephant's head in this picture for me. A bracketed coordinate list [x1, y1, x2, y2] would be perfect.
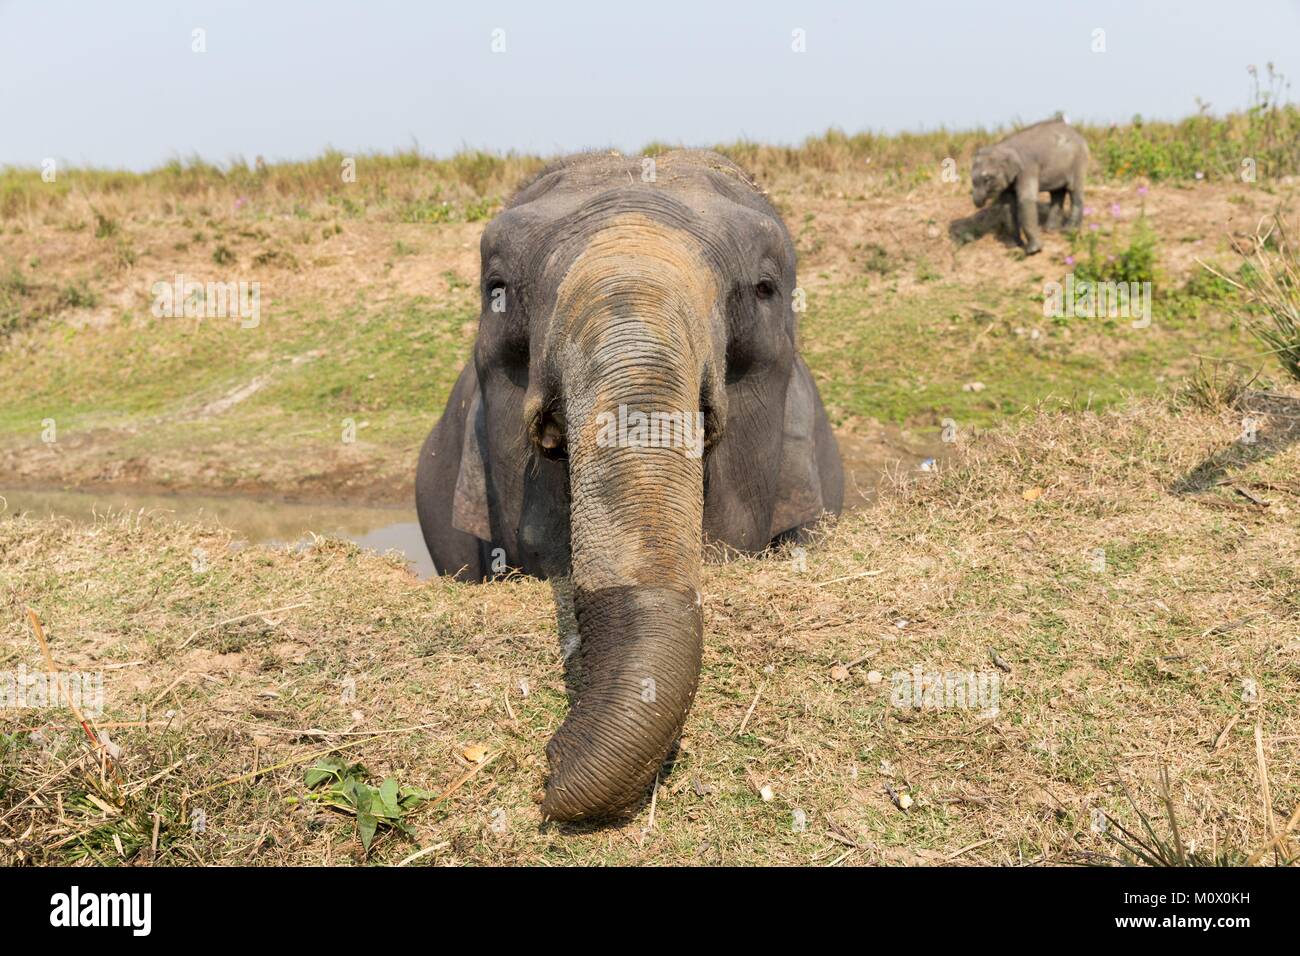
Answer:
[970, 144, 1021, 207]
[466, 152, 811, 820]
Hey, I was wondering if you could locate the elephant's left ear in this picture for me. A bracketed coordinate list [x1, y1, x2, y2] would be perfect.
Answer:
[450, 387, 493, 541]
[999, 144, 1024, 177]
[769, 358, 826, 538]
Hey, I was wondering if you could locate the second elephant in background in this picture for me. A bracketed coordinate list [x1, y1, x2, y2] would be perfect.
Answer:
[970, 118, 1089, 255]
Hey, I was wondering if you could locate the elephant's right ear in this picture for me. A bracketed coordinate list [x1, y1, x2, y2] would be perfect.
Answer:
[450, 386, 493, 542]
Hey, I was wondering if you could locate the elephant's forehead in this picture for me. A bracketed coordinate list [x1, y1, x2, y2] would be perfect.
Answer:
[551, 212, 719, 324]
[487, 186, 786, 287]
[492, 151, 783, 257]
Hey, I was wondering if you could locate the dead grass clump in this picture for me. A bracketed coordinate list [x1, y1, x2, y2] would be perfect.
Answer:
[1233, 216, 1300, 383]
[1178, 359, 1257, 411]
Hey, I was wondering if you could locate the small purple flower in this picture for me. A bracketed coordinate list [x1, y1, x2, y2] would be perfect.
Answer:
[1137, 185, 1149, 196]
[1106, 254, 1115, 262]
[1089, 222, 1099, 231]
[1110, 202, 1122, 217]
[1064, 255, 1075, 266]
[234, 196, 249, 211]
[1083, 206, 1095, 217]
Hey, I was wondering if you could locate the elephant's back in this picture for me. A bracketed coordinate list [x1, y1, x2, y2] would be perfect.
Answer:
[1003, 119, 1088, 162]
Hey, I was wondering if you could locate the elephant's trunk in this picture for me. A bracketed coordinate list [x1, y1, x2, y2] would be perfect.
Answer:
[539, 217, 714, 821]
[541, 583, 703, 820]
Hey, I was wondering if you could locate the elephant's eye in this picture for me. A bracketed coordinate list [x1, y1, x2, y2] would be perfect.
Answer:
[485, 278, 508, 309]
[755, 279, 778, 301]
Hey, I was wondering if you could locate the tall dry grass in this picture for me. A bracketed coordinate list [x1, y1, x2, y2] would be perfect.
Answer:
[1234, 216, 1300, 383]
[5, 84, 1299, 224]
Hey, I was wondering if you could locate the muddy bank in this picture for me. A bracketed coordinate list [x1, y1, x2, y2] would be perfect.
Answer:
[0, 484, 434, 577]
[0, 422, 944, 511]
[0, 423, 947, 578]
[836, 425, 948, 507]
[0, 433, 414, 507]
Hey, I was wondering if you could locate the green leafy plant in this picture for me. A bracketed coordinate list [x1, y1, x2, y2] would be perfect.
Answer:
[91, 206, 119, 239]
[463, 196, 498, 222]
[1069, 210, 1159, 286]
[0, 266, 31, 333]
[440, 269, 471, 291]
[113, 241, 137, 270]
[398, 192, 457, 224]
[297, 758, 436, 852]
[857, 241, 892, 277]
[57, 280, 98, 310]
[252, 247, 298, 269]
[1165, 263, 1242, 319]
[1095, 65, 1300, 181]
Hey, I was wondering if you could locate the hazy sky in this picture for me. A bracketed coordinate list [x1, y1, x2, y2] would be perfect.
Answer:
[3, 0, 1298, 171]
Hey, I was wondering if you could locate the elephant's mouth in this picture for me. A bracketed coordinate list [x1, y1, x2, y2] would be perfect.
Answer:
[528, 401, 568, 461]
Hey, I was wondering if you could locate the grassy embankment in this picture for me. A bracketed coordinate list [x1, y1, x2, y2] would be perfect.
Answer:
[1, 390, 1297, 865]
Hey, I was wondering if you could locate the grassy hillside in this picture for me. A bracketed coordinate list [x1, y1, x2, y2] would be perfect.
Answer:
[1, 105, 1292, 500]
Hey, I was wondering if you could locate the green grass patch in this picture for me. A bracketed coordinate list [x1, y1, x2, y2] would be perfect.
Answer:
[801, 281, 1255, 430]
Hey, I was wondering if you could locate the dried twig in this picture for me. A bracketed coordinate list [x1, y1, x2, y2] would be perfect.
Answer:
[1246, 801, 1300, 866]
[26, 609, 106, 758]
[179, 601, 310, 650]
[735, 684, 763, 736]
[1212, 715, 1240, 751]
[1255, 721, 1277, 863]
[407, 751, 500, 819]
[397, 841, 450, 867]
[946, 837, 995, 861]
[814, 570, 883, 588]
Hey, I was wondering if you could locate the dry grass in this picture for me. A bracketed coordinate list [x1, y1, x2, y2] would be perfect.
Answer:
[1224, 215, 1300, 383]
[5, 95, 1300, 226]
[2, 388, 1297, 866]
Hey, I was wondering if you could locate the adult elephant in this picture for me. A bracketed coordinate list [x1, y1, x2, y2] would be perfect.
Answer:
[416, 150, 842, 821]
